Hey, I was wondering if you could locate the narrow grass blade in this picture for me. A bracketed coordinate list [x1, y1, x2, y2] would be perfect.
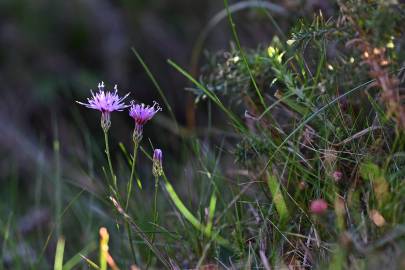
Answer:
[99, 228, 109, 270]
[118, 142, 132, 166]
[167, 59, 245, 132]
[136, 175, 142, 189]
[37, 190, 85, 268]
[132, 47, 179, 132]
[266, 173, 289, 225]
[206, 191, 217, 234]
[109, 197, 173, 269]
[53, 122, 62, 238]
[163, 176, 230, 247]
[63, 242, 97, 270]
[80, 255, 101, 270]
[1, 213, 12, 261]
[164, 180, 203, 231]
[224, 0, 266, 108]
[54, 237, 65, 270]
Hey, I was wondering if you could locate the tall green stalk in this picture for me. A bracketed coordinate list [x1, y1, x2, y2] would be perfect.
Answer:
[152, 176, 159, 236]
[104, 129, 138, 266]
[125, 141, 140, 266]
[125, 142, 139, 210]
[146, 175, 160, 269]
[103, 130, 117, 192]
[126, 223, 138, 266]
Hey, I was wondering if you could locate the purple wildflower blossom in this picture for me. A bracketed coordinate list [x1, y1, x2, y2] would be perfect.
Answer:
[129, 101, 162, 125]
[129, 101, 162, 143]
[152, 149, 163, 177]
[77, 82, 129, 131]
[77, 82, 129, 112]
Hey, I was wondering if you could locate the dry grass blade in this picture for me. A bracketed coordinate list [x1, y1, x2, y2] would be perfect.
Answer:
[109, 197, 174, 269]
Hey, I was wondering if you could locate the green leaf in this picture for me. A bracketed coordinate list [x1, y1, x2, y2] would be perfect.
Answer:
[63, 242, 97, 270]
[80, 255, 101, 270]
[167, 59, 246, 133]
[267, 173, 289, 224]
[206, 191, 217, 234]
[164, 177, 229, 247]
[359, 162, 390, 207]
[54, 237, 65, 270]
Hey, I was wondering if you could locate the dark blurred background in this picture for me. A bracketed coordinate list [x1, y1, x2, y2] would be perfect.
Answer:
[0, 0, 335, 175]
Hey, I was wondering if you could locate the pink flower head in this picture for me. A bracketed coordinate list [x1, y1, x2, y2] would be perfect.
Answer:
[77, 82, 129, 113]
[310, 199, 328, 215]
[129, 101, 162, 143]
[129, 101, 162, 126]
[77, 82, 129, 131]
[332, 171, 343, 182]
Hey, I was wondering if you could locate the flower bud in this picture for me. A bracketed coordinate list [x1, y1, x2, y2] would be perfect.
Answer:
[152, 149, 163, 177]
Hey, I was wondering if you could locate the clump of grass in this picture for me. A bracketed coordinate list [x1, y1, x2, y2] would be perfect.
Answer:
[167, 1, 405, 268]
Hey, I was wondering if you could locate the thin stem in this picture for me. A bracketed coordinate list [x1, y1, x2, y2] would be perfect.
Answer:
[152, 177, 159, 232]
[146, 176, 160, 269]
[224, 0, 266, 109]
[103, 131, 117, 191]
[104, 130, 138, 266]
[110, 196, 172, 269]
[126, 222, 138, 266]
[125, 142, 139, 210]
[125, 141, 139, 266]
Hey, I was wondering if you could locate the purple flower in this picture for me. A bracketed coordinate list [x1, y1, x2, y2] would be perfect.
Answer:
[77, 82, 129, 112]
[129, 101, 162, 125]
[152, 149, 163, 177]
[153, 149, 163, 163]
[129, 101, 162, 143]
[77, 82, 129, 131]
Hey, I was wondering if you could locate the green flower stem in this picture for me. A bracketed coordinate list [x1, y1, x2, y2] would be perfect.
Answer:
[146, 176, 159, 269]
[152, 176, 159, 236]
[104, 129, 138, 266]
[125, 141, 139, 266]
[125, 142, 139, 210]
[126, 222, 138, 266]
[103, 130, 118, 193]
